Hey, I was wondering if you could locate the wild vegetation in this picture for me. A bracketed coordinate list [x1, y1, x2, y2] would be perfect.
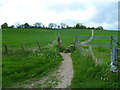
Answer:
[70, 47, 120, 88]
[2, 28, 119, 88]
[1, 22, 104, 30]
[69, 30, 120, 88]
[2, 40, 62, 88]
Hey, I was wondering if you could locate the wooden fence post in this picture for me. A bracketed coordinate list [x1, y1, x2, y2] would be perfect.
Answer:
[111, 36, 113, 46]
[116, 48, 120, 78]
[4, 44, 8, 54]
[88, 45, 95, 60]
[22, 42, 25, 50]
[37, 41, 41, 50]
[73, 40, 76, 50]
[57, 36, 61, 46]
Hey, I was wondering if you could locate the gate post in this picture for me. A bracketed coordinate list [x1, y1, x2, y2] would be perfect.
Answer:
[110, 36, 113, 47]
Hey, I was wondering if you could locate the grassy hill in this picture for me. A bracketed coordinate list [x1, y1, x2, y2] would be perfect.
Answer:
[2, 28, 119, 88]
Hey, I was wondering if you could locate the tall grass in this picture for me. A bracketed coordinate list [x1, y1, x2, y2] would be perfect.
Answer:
[2, 28, 119, 88]
[70, 49, 120, 88]
[2, 42, 62, 88]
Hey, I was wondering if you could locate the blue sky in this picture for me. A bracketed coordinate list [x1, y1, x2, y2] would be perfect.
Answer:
[0, 0, 119, 30]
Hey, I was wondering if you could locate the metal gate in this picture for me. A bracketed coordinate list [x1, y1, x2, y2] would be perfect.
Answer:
[75, 35, 119, 73]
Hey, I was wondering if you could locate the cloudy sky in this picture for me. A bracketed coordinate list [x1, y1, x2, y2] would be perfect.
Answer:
[0, 0, 119, 30]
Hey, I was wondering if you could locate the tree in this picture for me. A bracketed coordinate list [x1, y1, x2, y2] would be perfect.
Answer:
[91, 27, 95, 29]
[75, 23, 81, 29]
[34, 22, 42, 28]
[79, 24, 86, 29]
[60, 23, 66, 29]
[75, 23, 86, 29]
[23, 23, 30, 28]
[9, 25, 15, 28]
[57, 25, 60, 29]
[15, 23, 21, 28]
[66, 25, 69, 29]
[43, 25, 45, 29]
[54, 24, 57, 29]
[1, 23, 8, 29]
[48, 23, 54, 29]
[87, 27, 90, 29]
[96, 26, 103, 30]
[18, 24, 24, 28]
[48, 23, 57, 29]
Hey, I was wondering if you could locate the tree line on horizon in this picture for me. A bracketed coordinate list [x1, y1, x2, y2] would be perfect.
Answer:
[1, 22, 104, 30]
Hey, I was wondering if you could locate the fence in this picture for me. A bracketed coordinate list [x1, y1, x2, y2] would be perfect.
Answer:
[75, 35, 114, 54]
[110, 36, 120, 77]
[75, 35, 120, 75]
[76, 35, 118, 46]
[2, 41, 50, 54]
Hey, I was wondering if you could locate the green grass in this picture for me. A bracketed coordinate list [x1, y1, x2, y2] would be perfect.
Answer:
[2, 28, 55, 49]
[2, 43, 62, 88]
[2, 29, 118, 49]
[70, 49, 120, 88]
[2, 28, 120, 88]
[0, 29, 2, 89]
[70, 29, 120, 88]
[2, 28, 92, 49]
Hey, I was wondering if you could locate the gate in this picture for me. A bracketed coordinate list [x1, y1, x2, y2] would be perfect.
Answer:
[111, 36, 120, 76]
[75, 35, 120, 74]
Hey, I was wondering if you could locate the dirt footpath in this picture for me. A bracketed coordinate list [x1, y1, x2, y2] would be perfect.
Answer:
[24, 52, 73, 88]
[55, 53, 73, 88]
[80, 30, 94, 45]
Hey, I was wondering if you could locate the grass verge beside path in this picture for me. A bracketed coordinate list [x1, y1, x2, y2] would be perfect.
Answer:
[2, 43, 62, 88]
[70, 50, 120, 88]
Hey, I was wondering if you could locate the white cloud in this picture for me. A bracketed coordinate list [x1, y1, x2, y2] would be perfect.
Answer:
[0, 0, 118, 30]
[86, 22, 118, 30]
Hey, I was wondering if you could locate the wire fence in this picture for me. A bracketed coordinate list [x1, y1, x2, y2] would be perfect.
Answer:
[2, 41, 54, 54]
[75, 34, 120, 76]
[75, 35, 118, 64]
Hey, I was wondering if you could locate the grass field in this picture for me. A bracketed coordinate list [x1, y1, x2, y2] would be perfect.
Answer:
[2, 41, 62, 88]
[2, 28, 92, 49]
[2, 29, 118, 48]
[70, 49, 120, 88]
[69, 30, 120, 88]
[2, 28, 120, 88]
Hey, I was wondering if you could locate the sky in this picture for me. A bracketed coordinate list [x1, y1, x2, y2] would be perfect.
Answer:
[0, 0, 119, 30]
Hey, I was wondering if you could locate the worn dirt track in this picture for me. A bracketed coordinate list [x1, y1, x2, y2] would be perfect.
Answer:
[24, 52, 74, 88]
[80, 30, 94, 45]
[55, 52, 73, 88]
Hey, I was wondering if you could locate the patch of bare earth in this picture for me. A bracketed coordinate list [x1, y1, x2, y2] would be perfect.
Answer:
[24, 52, 73, 88]
[55, 53, 73, 88]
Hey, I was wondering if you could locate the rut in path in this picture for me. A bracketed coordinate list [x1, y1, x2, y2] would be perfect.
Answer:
[55, 52, 73, 88]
